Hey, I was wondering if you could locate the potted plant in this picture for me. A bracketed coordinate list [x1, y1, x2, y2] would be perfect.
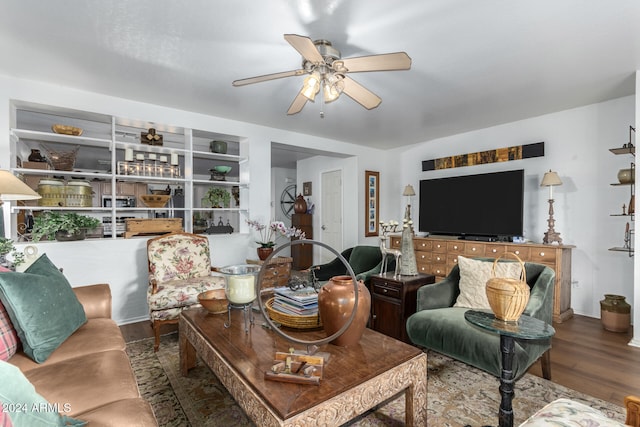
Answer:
[0, 237, 24, 269]
[204, 187, 231, 208]
[31, 212, 102, 242]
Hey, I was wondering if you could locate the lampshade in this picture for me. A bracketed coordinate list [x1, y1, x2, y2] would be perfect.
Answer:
[540, 170, 562, 187]
[0, 170, 41, 201]
[402, 184, 416, 197]
[323, 74, 344, 103]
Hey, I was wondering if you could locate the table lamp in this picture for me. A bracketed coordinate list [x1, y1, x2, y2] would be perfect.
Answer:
[0, 170, 41, 205]
[0, 170, 41, 237]
[540, 170, 563, 245]
[402, 184, 416, 228]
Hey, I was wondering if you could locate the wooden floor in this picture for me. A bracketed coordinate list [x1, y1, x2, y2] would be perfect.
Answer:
[120, 314, 640, 407]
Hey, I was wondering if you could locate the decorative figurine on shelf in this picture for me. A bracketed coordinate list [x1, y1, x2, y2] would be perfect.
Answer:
[141, 128, 163, 146]
[379, 220, 402, 276]
[624, 222, 632, 249]
[623, 204, 627, 216]
[399, 218, 418, 276]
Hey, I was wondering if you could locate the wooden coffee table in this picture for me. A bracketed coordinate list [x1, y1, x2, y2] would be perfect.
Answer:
[180, 307, 427, 426]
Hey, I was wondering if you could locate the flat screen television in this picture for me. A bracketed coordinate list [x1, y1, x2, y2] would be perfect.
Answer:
[418, 169, 524, 240]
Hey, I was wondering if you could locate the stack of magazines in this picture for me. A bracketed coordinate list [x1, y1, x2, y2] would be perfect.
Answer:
[272, 287, 319, 317]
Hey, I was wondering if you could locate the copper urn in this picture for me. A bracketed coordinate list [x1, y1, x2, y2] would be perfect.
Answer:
[318, 275, 371, 347]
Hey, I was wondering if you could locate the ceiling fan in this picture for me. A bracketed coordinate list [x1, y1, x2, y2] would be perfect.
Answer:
[232, 34, 411, 116]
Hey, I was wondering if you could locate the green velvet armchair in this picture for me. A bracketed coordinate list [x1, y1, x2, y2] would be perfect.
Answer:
[406, 259, 555, 380]
[312, 245, 389, 286]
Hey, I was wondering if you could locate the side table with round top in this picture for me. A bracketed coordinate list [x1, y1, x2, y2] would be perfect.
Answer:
[464, 310, 556, 427]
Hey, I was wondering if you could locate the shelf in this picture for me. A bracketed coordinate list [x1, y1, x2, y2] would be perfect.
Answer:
[7, 100, 248, 239]
[192, 178, 242, 187]
[11, 129, 112, 148]
[609, 147, 635, 155]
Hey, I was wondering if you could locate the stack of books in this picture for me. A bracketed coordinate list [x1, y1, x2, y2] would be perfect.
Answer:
[272, 287, 319, 317]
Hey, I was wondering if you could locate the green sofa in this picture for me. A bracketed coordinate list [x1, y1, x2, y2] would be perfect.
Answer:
[406, 259, 555, 380]
[312, 245, 388, 286]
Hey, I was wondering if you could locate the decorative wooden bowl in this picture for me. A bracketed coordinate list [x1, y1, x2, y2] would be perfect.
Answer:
[198, 289, 228, 314]
[52, 124, 83, 136]
[140, 194, 171, 208]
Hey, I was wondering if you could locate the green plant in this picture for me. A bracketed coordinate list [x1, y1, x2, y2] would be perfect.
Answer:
[0, 237, 24, 266]
[31, 212, 102, 242]
[204, 187, 231, 208]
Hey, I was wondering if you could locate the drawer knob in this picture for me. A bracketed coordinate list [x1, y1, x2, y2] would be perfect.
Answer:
[540, 252, 545, 256]
[515, 250, 520, 255]
[453, 245, 458, 250]
[471, 247, 477, 251]
[492, 249, 497, 253]
[383, 289, 388, 293]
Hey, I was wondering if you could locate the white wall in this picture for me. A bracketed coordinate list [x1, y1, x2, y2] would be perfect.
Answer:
[396, 95, 636, 321]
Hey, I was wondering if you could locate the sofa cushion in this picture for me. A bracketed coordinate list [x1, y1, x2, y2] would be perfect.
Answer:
[406, 306, 545, 380]
[23, 350, 141, 417]
[75, 398, 157, 427]
[9, 318, 125, 373]
[0, 360, 86, 426]
[0, 300, 19, 361]
[454, 255, 522, 310]
[0, 254, 87, 363]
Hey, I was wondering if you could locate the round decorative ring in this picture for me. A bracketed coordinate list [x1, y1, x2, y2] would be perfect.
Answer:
[255, 239, 359, 347]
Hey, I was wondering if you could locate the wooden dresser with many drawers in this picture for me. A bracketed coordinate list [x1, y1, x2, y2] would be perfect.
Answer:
[390, 236, 574, 323]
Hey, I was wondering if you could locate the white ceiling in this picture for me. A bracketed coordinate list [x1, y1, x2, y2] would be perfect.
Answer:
[1, 0, 639, 152]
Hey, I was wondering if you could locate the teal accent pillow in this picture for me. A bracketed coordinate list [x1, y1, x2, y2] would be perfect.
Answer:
[0, 255, 87, 363]
[0, 360, 86, 426]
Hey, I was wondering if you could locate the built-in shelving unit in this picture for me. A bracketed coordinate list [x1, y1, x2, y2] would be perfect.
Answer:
[7, 101, 249, 240]
[608, 131, 635, 257]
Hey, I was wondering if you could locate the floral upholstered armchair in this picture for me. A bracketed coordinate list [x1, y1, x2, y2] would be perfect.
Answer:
[147, 231, 225, 351]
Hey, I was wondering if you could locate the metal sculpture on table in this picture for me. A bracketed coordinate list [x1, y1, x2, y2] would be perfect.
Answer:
[379, 221, 402, 276]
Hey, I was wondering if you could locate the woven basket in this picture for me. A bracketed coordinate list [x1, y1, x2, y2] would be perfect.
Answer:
[42, 144, 79, 171]
[485, 252, 530, 321]
[265, 297, 322, 330]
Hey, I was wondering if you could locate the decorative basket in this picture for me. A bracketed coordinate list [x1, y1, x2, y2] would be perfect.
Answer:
[485, 253, 530, 321]
[265, 297, 322, 330]
[42, 144, 79, 171]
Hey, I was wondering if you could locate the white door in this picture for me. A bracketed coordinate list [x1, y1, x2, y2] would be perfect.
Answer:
[320, 169, 343, 263]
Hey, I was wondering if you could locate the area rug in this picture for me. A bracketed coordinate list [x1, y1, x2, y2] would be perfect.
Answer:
[126, 333, 625, 426]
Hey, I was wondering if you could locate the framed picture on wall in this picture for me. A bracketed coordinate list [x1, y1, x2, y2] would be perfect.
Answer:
[365, 170, 379, 237]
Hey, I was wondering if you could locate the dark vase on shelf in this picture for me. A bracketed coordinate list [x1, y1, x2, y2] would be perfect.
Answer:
[318, 275, 371, 347]
[28, 149, 46, 162]
[294, 194, 307, 214]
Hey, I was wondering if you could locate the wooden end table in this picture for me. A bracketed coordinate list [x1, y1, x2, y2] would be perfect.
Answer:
[464, 310, 555, 427]
[370, 272, 435, 343]
[180, 307, 428, 426]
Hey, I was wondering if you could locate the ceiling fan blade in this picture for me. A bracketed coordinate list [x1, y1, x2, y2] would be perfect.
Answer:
[232, 69, 305, 87]
[287, 92, 308, 115]
[337, 52, 411, 73]
[284, 34, 324, 64]
[341, 76, 382, 110]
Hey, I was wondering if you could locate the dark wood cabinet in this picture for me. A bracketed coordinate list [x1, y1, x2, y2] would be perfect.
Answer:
[370, 272, 435, 343]
[291, 213, 313, 270]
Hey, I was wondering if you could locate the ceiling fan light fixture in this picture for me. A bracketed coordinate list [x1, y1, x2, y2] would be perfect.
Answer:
[323, 74, 344, 103]
[301, 72, 321, 101]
